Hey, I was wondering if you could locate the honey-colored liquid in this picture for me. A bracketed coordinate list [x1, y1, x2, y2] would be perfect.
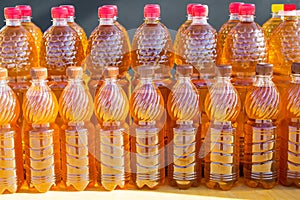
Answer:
[94, 77, 130, 190]
[244, 81, 280, 189]
[0, 81, 23, 194]
[268, 15, 300, 95]
[129, 78, 165, 189]
[167, 76, 201, 189]
[23, 80, 60, 192]
[204, 77, 241, 190]
[68, 21, 88, 55]
[59, 78, 93, 191]
[280, 78, 300, 187]
[262, 14, 282, 40]
[216, 16, 239, 65]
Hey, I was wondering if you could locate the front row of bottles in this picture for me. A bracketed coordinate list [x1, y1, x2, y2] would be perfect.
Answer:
[1, 63, 300, 193]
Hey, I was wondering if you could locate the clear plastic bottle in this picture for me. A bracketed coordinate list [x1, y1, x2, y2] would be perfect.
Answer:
[280, 62, 300, 187]
[223, 4, 267, 170]
[216, 2, 244, 65]
[167, 65, 201, 189]
[0, 68, 23, 194]
[87, 6, 131, 98]
[59, 5, 88, 55]
[0, 7, 37, 127]
[268, 6, 300, 95]
[94, 67, 130, 191]
[59, 67, 93, 191]
[23, 68, 60, 192]
[40, 7, 84, 100]
[16, 5, 43, 65]
[262, 4, 284, 40]
[244, 63, 280, 189]
[204, 65, 241, 190]
[130, 66, 165, 189]
[174, 3, 196, 65]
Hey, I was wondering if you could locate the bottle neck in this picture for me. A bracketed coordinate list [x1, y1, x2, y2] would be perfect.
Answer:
[192, 16, 208, 24]
[254, 75, 273, 87]
[291, 74, 300, 83]
[229, 14, 239, 20]
[67, 78, 83, 85]
[145, 17, 160, 24]
[53, 18, 68, 26]
[177, 76, 191, 83]
[5, 19, 21, 26]
[239, 15, 254, 22]
[31, 79, 48, 86]
[140, 77, 153, 84]
[272, 12, 282, 19]
[284, 15, 298, 21]
[21, 16, 32, 23]
[0, 80, 8, 86]
[67, 16, 75, 22]
[104, 77, 117, 84]
[216, 76, 231, 83]
[187, 14, 192, 21]
[99, 18, 114, 25]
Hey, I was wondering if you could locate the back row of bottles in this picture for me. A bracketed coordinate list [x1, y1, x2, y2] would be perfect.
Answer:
[0, 2, 299, 193]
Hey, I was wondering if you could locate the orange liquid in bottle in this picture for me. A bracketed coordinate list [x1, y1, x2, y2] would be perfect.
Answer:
[23, 68, 60, 192]
[244, 64, 280, 189]
[204, 65, 241, 190]
[280, 62, 300, 187]
[130, 67, 165, 189]
[59, 67, 93, 191]
[0, 68, 23, 194]
[262, 4, 283, 40]
[94, 67, 130, 191]
[167, 65, 201, 189]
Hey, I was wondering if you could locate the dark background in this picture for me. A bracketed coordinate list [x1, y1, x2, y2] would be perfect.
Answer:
[0, 0, 299, 39]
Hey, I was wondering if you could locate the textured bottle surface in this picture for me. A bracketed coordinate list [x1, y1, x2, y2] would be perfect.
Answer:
[95, 79, 129, 190]
[216, 18, 239, 65]
[21, 21, 43, 65]
[130, 79, 165, 189]
[59, 79, 93, 191]
[280, 81, 300, 187]
[244, 83, 280, 188]
[23, 80, 60, 192]
[174, 20, 192, 65]
[167, 76, 201, 189]
[68, 21, 88, 54]
[262, 17, 282, 40]
[114, 21, 131, 57]
[0, 81, 23, 193]
[204, 79, 241, 190]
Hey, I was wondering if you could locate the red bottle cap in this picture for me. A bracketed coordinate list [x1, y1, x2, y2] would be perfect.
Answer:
[144, 4, 160, 18]
[15, 5, 32, 17]
[60, 5, 75, 17]
[284, 4, 296, 11]
[239, 4, 255, 15]
[4, 7, 21, 19]
[229, 2, 244, 14]
[187, 4, 197, 15]
[98, 6, 115, 18]
[102, 5, 118, 17]
[192, 4, 208, 17]
[51, 7, 68, 19]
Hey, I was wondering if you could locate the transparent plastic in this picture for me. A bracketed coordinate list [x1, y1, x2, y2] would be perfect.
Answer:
[262, 13, 283, 40]
[67, 16, 88, 55]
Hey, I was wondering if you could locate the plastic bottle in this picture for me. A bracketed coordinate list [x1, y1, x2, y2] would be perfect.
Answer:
[216, 2, 244, 65]
[223, 4, 267, 170]
[16, 5, 43, 65]
[59, 5, 88, 55]
[174, 3, 196, 65]
[130, 66, 165, 189]
[40, 7, 84, 100]
[262, 4, 284, 40]
[0, 68, 23, 194]
[244, 63, 280, 189]
[268, 5, 300, 95]
[94, 67, 130, 191]
[280, 62, 300, 187]
[87, 6, 131, 98]
[59, 67, 93, 191]
[0, 7, 37, 127]
[204, 65, 241, 190]
[23, 68, 60, 192]
[167, 65, 201, 189]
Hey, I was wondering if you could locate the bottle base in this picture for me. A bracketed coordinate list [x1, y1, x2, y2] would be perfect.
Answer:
[244, 178, 277, 189]
[205, 180, 237, 191]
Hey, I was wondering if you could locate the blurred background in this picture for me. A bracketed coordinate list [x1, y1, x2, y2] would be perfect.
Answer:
[0, 0, 299, 38]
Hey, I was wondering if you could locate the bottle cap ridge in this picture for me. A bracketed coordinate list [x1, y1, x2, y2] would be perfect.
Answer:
[4, 7, 21, 19]
[192, 4, 208, 17]
[284, 4, 297, 11]
[60, 5, 75, 17]
[51, 7, 68, 19]
[292, 63, 300, 74]
[98, 6, 115, 18]
[239, 4, 255, 16]
[66, 67, 83, 79]
[144, 4, 160, 18]
[15, 5, 32, 17]
[256, 63, 273, 76]
[176, 65, 193, 76]
[187, 4, 197, 15]
[229, 2, 244, 14]
[104, 67, 119, 78]
[31, 68, 48, 80]
[102, 5, 118, 17]
[217, 65, 232, 77]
